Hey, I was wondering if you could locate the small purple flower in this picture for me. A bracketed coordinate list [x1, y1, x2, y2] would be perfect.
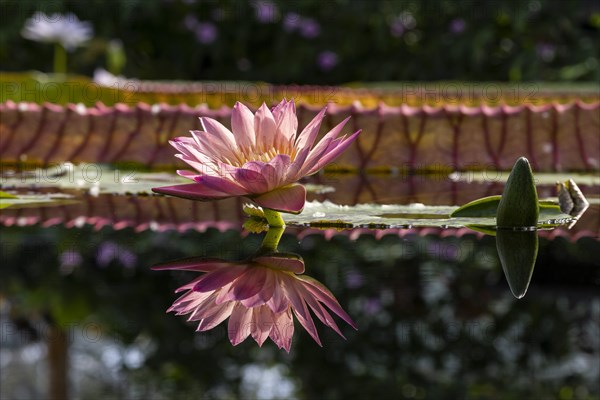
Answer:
[253, 1, 278, 23]
[283, 12, 301, 32]
[96, 241, 137, 268]
[427, 242, 459, 262]
[300, 18, 321, 39]
[183, 14, 198, 30]
[536, 42, 556, 62]
[389, 12, 416, 38]
[449, 18, 466, 34]
[390, 19, 405, 38]
[317, 51, 338, 71]
[363, 298, 382, 314]
[60, 250, 82, 268]
[345, 270, 364, 289]
[195, 22, 218, 44]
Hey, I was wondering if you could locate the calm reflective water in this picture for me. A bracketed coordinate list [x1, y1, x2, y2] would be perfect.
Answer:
[1, 174, 599, 399]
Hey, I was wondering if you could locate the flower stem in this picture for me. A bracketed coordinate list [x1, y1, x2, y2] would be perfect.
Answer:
[263, 208, 285, 228]
[54, 44, 67, 74]
[260, 226, 285, 253]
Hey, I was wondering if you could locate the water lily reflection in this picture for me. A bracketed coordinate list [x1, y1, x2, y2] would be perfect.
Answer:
[153, 252, 356, 352]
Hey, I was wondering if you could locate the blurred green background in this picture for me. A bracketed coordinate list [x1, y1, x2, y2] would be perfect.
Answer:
[1, 0, 599, 83]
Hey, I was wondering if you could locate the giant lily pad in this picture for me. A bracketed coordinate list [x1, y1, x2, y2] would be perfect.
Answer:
[0, 163, 336, 197]
[248, 200, 574, 230]
[0, 163, 182, 196]
[0, 192, 77, 210]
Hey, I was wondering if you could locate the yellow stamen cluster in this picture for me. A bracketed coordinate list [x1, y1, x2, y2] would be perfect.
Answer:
[225, 145, 294, 167]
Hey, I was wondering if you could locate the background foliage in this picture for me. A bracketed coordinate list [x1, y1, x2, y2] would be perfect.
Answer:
[1, 0, 599, 83]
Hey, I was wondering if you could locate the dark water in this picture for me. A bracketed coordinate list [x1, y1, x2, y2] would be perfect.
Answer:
[1, 174, 599, 399]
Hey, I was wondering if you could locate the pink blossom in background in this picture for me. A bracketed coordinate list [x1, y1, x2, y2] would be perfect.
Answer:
[299, 18, 321, 39]
[253, 1, 278, 23]
[195, 22, 218, 44]
[21, 12, 93, 51]
[449, 18, 466, 34]
[317, 51, 339, 71]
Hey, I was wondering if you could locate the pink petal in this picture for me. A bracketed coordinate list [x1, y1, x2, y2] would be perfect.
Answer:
[235, 168, 270, 194]
[231, 266, 268, 300]
[215, 282, 235, 304]
[273, 99, 298, 150]
[255, 254, 305, 274]
[251, 305, 275, 346]
[266, 154, 292, 187]
[298, 275, 357, 330]
[281, 274, 322, 346]
[302, 116, 351, 171]
[231, 102, 256, 149]
[254, 103, 277, 150]
[176, 169, 200, 180]
[200, 117, 238, 151]
[285, 147, 310, 182]
[169, 290, 212, 313]
[266, 275, 290, 313]
[228, 303, 253, 345]
[193, 264, 248, 292]
[173, 276, 205, 293]
[186, 292, 221, 321]
[300, 137, 341, 176]
[241, 160, 267, 173]
[196, 301, 235, 331]
[305, 130, 361, 176]
[270, 309, 294, 352]
[294, 107, 327, 154]
[152, 183, 231, 201]
[196, 175, 248, 196]
[298, 284, 345, 338]
[256, 162, 278, 190]
[251, 184, 306, 214]
[191, 130, 241, 166]
[241, 270, 276, 307]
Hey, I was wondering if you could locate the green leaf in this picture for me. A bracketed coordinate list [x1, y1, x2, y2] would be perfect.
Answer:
[451, 195, 561, 219]
[464, 224, 498, 236]
[451, 195, 502, 218]
[496, 157, 539, 228]
[0, 191, 18, 199]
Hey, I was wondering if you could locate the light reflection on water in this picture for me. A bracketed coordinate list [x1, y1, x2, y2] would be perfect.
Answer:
[0, 173, 599, 399]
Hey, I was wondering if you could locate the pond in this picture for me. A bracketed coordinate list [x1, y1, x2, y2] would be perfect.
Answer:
[1, 162, 599, 399]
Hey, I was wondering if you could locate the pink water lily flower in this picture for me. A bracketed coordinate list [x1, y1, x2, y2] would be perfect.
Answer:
[152, 99, 361, 214]
[153, 254, 356, 352]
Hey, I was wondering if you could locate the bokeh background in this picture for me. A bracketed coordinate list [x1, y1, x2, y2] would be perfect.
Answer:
[1, 0, 599, 83]
[1, 1, 600, 400]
